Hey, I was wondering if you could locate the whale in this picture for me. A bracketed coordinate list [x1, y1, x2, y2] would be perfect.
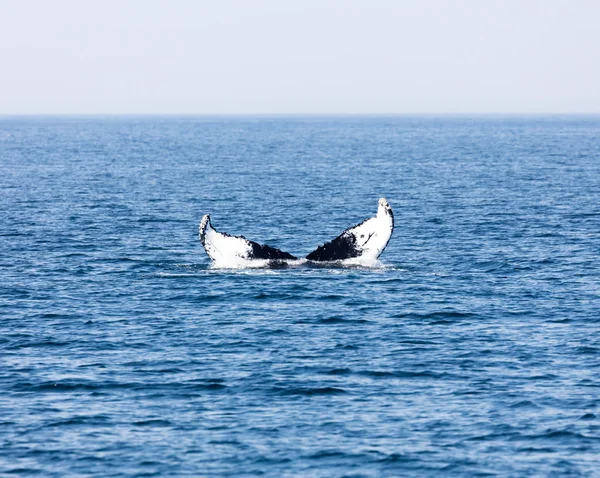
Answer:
[199, 215, 297, 266]
[305, 198, 394, 262]
[199, 198, 393, 267]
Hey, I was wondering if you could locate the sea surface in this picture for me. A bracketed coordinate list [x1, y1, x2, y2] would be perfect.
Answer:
[1, 116, 600, 477]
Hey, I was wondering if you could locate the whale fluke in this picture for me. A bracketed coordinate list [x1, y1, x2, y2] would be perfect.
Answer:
[199, 215, 297, 265]
[306, 198, 394, 262]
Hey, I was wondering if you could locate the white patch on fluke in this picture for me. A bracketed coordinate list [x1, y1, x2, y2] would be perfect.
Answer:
[199, 215, 252, 267]
[305, 198, 394, 263]
[199, 215, 298, 268]
[344, 198, 394, 261]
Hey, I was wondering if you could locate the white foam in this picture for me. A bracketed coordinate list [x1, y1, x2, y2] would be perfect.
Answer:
[341, 256, 386, 268]
[209, 258, 306, 269]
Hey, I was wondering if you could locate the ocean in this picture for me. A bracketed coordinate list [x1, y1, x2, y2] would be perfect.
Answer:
[1, 116, 599, 476]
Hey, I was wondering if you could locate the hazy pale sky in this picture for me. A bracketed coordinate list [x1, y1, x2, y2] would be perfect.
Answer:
[0, 0, 598, 114]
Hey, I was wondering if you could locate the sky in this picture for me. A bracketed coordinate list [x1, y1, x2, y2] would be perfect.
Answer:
[0, 0, 598, 114]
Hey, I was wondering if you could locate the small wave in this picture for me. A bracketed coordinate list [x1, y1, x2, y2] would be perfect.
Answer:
[253, 291, 296, 300]
[579, 413, 596, 420]
[188, 382, 228, 391]
[45, 415, 111, 427]
[137, 216, 186, 223]
[0, 287, 31, 299]
[532, 429, 598, 441]
[273, 386, 347, 396]
[258, 328, 289, 336]
[12, 381, 129, 392]
[320, 368, 446, 380]
[548, 318, 573, 323]
[335, 343, 359, 350]
[305, 450, 348, 460]
[527, 374, 558, 381]
[12, 379, 229, 393]
[508, 400, 541, 409]
[163, 293, 231, 302]
[516, 446, 555, 453]
[392, 311, 478, 322]
[133, 419, 172, 427]
[375, 452, 417, 464]
[7, 339, 71, 350]
[325, 368, 352, 375]
[77, 363, 107, 369]
[319, 317, 370, 324]
[317, 294, 345, 301]
[2, 468, 44, 475]
[294, 317, 370, 325]
[154, 272, 206, 278]
[360, 370, 447, 379]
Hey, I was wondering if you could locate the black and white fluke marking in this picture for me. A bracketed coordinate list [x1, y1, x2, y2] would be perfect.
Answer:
[199, 198, 394, 267]
[199, 215, 296, 267]
[305, 198, 394, 262]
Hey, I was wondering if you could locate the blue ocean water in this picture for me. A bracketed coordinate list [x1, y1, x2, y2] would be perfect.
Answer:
[1, 116, 599, 477]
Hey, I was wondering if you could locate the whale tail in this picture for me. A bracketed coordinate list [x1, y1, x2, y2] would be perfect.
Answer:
[199, 198, 393, 266]
[306, 198, 393, 262]
[199, 214, 297, 265]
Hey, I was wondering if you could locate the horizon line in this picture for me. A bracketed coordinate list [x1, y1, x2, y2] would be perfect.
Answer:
[1, 112, 600, 118]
